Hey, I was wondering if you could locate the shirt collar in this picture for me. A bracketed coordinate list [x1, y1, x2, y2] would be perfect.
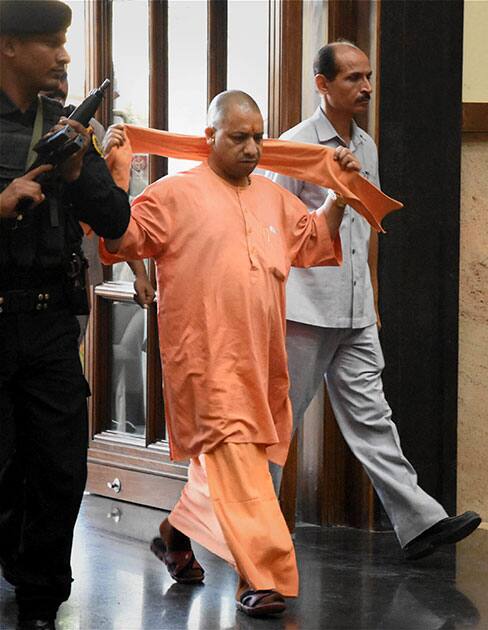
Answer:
[0, 90, 37, 116]
[312, 106, 366, 149]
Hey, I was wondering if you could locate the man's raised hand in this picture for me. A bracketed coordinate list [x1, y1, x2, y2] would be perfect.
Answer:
[102, 124, 127, 155]
[333, 146, 361, 172]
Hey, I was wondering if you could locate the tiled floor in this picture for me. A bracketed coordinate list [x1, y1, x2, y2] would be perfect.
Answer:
[1, 494, 486, 629]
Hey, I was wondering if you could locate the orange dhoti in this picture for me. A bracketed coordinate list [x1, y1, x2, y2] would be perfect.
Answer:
[168, 442, 299, 597]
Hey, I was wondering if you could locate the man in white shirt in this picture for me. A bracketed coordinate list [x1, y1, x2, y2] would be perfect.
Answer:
[269, 41, 481, 560]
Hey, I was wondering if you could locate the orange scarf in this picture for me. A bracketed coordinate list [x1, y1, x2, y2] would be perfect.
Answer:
[106, 125, 403, 233]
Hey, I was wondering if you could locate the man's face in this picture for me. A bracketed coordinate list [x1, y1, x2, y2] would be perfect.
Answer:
[207, 104, 264, 184]
[6, 30, 70, 93]
[320, 47, 372, 116]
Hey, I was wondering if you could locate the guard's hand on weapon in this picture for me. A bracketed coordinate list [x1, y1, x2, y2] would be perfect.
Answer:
[0, 164, 53, 219]
[334, 146, 361, 172]
[103, 123, 126, 155]
[56, 117, 91, 182]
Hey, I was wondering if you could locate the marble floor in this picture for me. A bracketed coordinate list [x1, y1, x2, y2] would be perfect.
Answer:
[1, 494, 486, 630]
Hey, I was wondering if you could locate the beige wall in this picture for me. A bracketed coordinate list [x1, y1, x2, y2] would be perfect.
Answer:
[458, 134, 488, 519]
[463, 0, 488, 102]
[457, 1, 488, 521]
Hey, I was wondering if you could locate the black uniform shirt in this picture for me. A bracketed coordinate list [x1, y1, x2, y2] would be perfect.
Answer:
[0, 90, 130, 288]
[0, 91, 40, 184]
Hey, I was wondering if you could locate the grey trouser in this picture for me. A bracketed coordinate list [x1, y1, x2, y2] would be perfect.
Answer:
[271, 321, 447, 547]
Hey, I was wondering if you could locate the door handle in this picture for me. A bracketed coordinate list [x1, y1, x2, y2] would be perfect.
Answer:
[107, 477, 122, 493]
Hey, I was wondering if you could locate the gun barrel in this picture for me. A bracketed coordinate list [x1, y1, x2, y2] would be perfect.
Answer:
[68, 79, 111, 126]
[99, 78, 111, 93]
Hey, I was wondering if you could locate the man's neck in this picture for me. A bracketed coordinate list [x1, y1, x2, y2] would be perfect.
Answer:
[321, 102, 353, 146]
[0, 75, 38, 112]
[207, 157, 250, 188]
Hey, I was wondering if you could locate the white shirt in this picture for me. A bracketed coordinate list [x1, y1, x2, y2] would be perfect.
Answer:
[269, 107, 380, 329]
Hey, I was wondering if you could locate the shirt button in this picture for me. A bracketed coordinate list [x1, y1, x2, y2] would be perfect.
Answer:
[247, 228, 252, 235]
[353, 280, 357, 286]
[352, 249, 356, 254]
[352, 217, 355, 223]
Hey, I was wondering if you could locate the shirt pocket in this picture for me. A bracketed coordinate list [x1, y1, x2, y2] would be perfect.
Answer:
[257, 222, 287, 282]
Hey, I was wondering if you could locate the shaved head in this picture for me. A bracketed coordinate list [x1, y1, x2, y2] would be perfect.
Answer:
[205, 90, 264, 187]
[207, 90, 261, 128]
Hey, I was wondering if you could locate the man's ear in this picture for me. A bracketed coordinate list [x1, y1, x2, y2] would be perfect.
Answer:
[204, 127, 215, 146]
[314, 73, 329, 96]
[0, 35, 17, 59]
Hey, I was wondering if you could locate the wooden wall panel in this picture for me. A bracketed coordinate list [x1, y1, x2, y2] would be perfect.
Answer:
[276, 0, 379, 532]
[207, 0, 228, 103]
[311, 0, 375, 530]
[85, 0, 112, 126]
[462, 103, 488, 132]
[149, 0, 168, 182]
[268, 0, 303, 530]
[268, 0, 303, 138]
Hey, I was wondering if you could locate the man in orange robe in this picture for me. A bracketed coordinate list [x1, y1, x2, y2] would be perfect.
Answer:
[100, 90, 360, 617]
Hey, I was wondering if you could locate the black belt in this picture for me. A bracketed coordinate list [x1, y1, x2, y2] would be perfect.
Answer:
[0, 286, 68, 315]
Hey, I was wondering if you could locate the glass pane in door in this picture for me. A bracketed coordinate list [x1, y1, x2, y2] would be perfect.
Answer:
[108, 300, 148, 438]
[167, 0, 208, 175]
[112, 0, 149, 127]
[64, 0, 86, 106]
[227, 0, 269, 132]
[111, 0, 151, 290]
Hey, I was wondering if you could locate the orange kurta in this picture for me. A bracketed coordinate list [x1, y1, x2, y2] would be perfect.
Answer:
[100, 162, 341, 465]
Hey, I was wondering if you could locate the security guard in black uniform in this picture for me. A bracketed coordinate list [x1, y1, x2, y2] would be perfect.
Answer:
[0, 2, 131, 628]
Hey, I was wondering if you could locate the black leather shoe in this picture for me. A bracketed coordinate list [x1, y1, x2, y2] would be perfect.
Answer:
[403, 511, 481, 560]
[0, 556, 18, 586]
[17, 619, 56, 630]
[2, 564, 18, 586]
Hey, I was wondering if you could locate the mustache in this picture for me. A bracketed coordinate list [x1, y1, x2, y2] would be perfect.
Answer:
[357, 94, 371, 103]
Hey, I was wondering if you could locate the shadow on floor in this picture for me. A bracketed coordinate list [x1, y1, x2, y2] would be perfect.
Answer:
[1, 494, 486, 629]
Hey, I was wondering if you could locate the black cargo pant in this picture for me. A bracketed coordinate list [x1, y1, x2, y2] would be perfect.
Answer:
[0, 308, 89, 620]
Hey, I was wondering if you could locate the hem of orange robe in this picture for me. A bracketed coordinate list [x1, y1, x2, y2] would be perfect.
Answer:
[233, 552, 299, 598]
[239, 581, 299, 599]
[265, 442, 289, 467]
[167, 509, 236, 567]
[236, 585, 299, 599]
[241, 577, 299, 598]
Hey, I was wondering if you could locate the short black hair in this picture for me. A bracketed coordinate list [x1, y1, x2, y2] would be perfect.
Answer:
[313, 40, 359, 80]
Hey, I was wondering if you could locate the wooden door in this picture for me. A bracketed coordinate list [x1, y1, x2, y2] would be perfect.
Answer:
[83, 0, 279, 509]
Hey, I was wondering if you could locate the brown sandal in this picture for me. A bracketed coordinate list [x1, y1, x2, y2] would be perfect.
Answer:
[236, 589, 286, 617]
[150, 537, 204, 584]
